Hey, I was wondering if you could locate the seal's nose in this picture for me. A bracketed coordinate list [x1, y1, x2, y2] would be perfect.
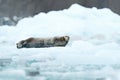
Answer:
[16, 43, 22, 49]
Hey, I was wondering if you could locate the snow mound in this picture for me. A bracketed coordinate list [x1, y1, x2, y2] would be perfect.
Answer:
[1, 3, 120, 80]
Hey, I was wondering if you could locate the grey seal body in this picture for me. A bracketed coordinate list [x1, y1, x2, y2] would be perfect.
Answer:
[16, 36, 69, 49]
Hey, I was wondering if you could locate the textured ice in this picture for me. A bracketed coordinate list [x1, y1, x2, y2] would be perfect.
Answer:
[0, 4, 120, 80]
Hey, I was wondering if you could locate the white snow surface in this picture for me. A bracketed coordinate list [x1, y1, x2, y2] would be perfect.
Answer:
[0, 4, 120, 80]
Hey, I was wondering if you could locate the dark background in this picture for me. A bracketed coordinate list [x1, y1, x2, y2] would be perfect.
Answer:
[0, 0, 120, 25]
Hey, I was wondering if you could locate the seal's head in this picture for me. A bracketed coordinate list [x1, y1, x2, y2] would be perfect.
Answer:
[16, 40, 27, 49]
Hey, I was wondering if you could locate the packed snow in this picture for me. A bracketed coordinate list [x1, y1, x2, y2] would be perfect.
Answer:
[0, 4, 120, 80]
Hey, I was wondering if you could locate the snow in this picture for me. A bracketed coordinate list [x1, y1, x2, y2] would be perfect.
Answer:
[0, 3, 120, 80]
